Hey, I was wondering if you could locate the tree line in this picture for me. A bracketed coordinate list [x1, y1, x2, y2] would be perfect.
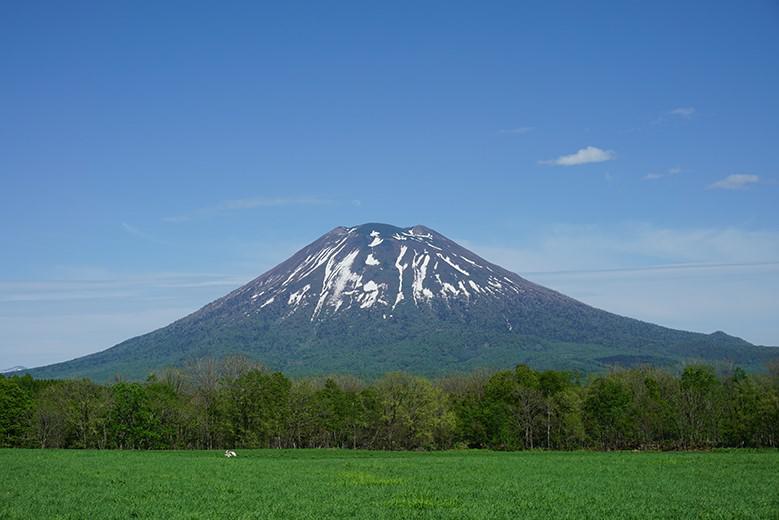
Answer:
[1, 358, 778, 451]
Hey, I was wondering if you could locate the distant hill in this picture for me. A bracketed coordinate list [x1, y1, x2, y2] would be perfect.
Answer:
[1, 366, 27, 375]
[27, 223, 778, 381]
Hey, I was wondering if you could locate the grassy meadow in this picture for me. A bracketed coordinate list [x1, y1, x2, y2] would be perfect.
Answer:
[0, 449, 777, 519]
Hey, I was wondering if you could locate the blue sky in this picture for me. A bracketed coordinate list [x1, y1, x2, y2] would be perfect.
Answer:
[1, 1, 778, 368]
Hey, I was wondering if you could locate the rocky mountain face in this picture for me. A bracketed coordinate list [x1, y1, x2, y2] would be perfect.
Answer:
[27, 223, 776, 381]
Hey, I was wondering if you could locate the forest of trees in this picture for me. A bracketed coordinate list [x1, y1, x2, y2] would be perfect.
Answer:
[1, 358, 778, 451]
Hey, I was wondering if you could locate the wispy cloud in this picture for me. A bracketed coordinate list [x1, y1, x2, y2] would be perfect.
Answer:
[163, 215, 195, 224]
[0, 273, 247, 303]
[708, 174, 760, 190]
[462, 224, 779, 274]
[643, 166, 682, 181]
[121, 223, 170, 245]
[498, 127, 533, 135]
[540, 146, 615, 166]
[164, 196, 333, 223]
[652, 107, 696, 125]
[669, 107, 695, 119]
[0, 269, 256, 367]
[0, 307, 198, 369]
[529, 261, 779, 346]
[522, 260, 779, 277]
[220, 196, 329, 210]
[459, 223, 779, 344]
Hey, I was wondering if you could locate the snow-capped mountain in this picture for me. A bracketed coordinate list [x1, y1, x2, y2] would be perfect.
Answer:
[206, 223, 560, 326]
[27, 223, 774, 381]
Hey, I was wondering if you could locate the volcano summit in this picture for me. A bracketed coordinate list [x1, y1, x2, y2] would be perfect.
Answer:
[29, 223, 776, 380]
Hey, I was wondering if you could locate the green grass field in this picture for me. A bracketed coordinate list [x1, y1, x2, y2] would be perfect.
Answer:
[1, 449, 777, 519]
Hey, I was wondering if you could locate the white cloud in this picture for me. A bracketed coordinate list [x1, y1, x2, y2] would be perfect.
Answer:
[643, 166, 682, 181]
[540, 146, 615, 166]
[164, 196, 332, 223]
[708, 174, 760, 190]
[670, 107, 695, 119]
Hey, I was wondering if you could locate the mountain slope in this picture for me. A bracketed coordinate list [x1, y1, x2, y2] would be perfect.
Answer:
[1, 366, 27, 375]
[28, 223, 777, 380]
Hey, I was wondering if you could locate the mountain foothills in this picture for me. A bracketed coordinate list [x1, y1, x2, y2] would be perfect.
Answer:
[28, 223, 777, 381]
[1, 366, 27, 375]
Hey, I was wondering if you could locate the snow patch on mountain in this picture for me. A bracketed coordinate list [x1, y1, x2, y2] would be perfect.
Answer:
[436, 253, 470, 276]
[412, 251, 433, 302]
[460, 256, 483, 268]
[288, 284, 311, 306]
[311, 248, 361, 319]
[368, 230, 384, 247]
[393, 245, 409, 309]
[359, 280, 383, 309]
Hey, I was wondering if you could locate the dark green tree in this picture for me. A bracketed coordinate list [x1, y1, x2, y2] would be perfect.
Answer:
[109, 382, 160, 449]
[679, 365, 721, 448]
[0, 376, 33, 447]
[583, 375, 636, 449]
